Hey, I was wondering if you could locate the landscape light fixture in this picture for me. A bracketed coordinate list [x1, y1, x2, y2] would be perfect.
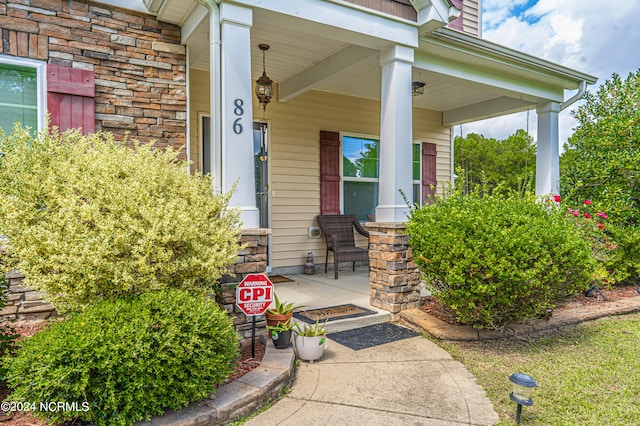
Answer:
[509, 373, 537, 424]
[255, 44, 273, 111]
[412, 81, 425, 96]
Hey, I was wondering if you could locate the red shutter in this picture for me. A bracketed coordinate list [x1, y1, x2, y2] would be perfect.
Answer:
[47, 64, 95, 135]
[320, 131, 341, 215]
[421, 142, 437, 205]
[447, 0, 464, 31]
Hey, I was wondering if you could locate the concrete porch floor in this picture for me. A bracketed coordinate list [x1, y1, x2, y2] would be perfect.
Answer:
[269, 266, 402, 333]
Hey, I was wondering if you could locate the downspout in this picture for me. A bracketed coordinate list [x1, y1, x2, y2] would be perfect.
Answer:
[198, 0, 222, 193]
[560, 80, 587, 111]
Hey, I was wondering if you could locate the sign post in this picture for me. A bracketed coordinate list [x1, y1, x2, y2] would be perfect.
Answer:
[236, 273, 274, 357]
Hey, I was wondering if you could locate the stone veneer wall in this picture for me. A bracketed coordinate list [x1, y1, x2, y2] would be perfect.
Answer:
[0, 0, 187, 151]
[216, 229, 271, 345]
[367, 222, 421, 319]
[1, 270, 57, 321]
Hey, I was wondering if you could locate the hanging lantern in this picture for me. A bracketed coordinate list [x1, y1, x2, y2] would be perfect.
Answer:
[255, 44, 273, 111]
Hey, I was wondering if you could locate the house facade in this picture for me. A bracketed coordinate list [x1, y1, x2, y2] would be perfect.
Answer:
[0, 0, 597, 317]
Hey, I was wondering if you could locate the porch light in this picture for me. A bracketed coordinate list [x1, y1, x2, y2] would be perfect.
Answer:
[255, 44, 273, 111]
[509, 373, 537, 424]
[412, 81, 425, 96]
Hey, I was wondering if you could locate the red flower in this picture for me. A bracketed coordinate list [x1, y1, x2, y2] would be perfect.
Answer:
[584, 200, 592, 206]
[553, 195, 561, 203]
[598, 222, 604, 230]
[596, 211, 608, 219]
[569, 209, 580, 217]
[584, 213, 591, 219]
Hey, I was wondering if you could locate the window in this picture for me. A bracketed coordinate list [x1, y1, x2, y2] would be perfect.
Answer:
[412, 143, 423, 205]
[322, 131, 436, 217]
[0, 56, 45, 134]
[342, 135, 379, 221]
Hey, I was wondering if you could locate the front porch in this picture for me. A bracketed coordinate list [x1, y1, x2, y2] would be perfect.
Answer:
[271, 266, 423, 333]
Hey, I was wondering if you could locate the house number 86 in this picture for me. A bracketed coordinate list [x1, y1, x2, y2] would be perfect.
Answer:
[233, 99, 244, 134]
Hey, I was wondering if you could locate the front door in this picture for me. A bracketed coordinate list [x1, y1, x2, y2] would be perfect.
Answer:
[253, 121, 269, 229]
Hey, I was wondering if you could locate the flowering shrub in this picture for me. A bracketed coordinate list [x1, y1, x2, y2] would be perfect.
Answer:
[550, 195, 618, 286]
[407, 189, 596, 329]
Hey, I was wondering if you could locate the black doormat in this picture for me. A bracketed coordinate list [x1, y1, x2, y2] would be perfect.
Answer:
[293, 304, 376, 324]
[327, 322, 419, 351]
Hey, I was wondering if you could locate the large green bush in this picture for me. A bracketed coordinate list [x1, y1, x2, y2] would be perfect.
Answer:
[4, 289, 239, 426]
[406, 191, 597, 329]
[0, 125, 241, 313]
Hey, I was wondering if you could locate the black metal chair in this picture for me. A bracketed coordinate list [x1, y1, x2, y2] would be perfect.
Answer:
[316, 214, 370, 279]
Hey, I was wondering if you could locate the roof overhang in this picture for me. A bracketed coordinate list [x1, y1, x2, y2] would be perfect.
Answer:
[143, 0, 598, 126]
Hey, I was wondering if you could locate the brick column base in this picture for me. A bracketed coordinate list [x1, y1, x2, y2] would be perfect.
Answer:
[366, 222, 421, 320]
[216, 228, 271, 345]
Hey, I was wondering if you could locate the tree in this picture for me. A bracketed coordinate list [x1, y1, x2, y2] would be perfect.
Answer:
[560, 71, 640, 226]
[454, 129, 536, 194]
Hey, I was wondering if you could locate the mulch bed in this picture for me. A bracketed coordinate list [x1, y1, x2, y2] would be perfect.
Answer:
[0, 322, 265, 426]
[419, 285, 640, 325]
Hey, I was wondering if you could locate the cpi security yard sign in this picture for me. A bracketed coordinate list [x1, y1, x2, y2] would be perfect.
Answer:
[236, 273, 274, 316]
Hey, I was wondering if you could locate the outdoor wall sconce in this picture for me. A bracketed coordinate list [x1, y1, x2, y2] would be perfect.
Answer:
[412, 81, 425, 96]
[509, 373, 537, 424]
[255, 44, 273, 111]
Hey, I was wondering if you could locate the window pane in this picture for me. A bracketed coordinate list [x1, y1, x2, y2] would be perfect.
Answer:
[412, 143, 421, 180]
[343, 136, 379, 178]
[0, 63, 38, 133]
[344, 181, 378, 221]
[413, 183, 420, 207]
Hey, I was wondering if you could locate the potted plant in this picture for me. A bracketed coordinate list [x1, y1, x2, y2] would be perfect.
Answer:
[267, 318, 294, 349]
[265, 292, 305, 327]
[292, 318, 328, 362]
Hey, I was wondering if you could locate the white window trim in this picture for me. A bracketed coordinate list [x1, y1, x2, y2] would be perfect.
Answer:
[0, 55, 47, 131]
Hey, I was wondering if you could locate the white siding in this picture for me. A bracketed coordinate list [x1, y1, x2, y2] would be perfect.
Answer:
[463, 0, 480, 37]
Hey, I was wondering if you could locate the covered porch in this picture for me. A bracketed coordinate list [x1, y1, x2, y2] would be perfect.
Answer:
[145, 0, 597, 317]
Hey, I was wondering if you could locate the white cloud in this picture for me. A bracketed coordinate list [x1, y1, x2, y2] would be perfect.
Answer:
[464, 0, 640, 149]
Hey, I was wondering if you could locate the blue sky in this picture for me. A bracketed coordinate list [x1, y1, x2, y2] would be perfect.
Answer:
[463, 0, 640, 147]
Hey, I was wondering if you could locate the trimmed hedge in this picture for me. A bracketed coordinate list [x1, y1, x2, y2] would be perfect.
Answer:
[3, 289, 239, 426]
[406, 191, 597, 329]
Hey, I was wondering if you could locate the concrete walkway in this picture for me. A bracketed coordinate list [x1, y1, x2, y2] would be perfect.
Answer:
[244, 333, 499, 426]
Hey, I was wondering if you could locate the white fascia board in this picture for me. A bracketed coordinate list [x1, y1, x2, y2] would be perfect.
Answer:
[444, 97, 533, 126]
[234, 0, 418, 47]
[181, 3, 209, 44]
[429, 28, 598, 86]
[415, 51, 565, 102]
[279, 45, 378, 101]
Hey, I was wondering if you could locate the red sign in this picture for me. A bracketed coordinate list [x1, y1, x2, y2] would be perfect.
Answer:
[236, 273, 274, 316]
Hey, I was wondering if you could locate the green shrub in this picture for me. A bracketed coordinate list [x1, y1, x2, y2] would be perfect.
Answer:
[406, 190, 597, 329]
[0, 125, 241, 313]
[3, 289, 239, 426]
[606, 224, 640, 285]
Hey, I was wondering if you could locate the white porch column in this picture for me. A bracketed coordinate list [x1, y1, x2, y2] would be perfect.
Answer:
[535, 102, 561, 196]
[375, 45, 414, 223]
[220, 3, 259, 228]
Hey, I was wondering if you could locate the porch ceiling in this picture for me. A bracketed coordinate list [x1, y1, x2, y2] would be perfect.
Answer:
[154, 1, 596, 126]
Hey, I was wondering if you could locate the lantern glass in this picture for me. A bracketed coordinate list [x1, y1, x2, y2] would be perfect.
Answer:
[512, 383, 533, 401]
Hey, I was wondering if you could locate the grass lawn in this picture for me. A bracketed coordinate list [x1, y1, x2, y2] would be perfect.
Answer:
[438, 313, 640, 425]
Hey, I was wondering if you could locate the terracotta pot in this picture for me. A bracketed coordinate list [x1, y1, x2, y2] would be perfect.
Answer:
[265, 312, 293, 328]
